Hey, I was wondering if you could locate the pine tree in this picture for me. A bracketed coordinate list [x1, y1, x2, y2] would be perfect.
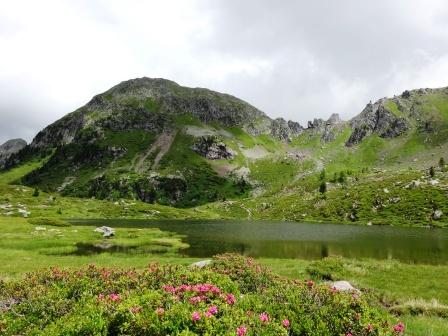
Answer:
[319, 181, 327, 194]
[429, 166, 436, 178]
[439, 157, 445, 170]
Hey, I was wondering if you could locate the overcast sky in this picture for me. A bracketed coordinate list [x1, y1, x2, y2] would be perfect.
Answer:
[2, 0, 448, 144]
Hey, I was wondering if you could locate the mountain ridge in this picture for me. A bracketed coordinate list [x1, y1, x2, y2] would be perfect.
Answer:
[1, 78, 448, 221]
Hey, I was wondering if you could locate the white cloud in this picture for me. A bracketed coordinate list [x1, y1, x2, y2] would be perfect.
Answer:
[1, 0, 448, 143]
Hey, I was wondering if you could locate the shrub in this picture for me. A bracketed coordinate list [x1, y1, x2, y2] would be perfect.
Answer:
[28, 217, 71, 227]
[306, 257, 345, 280]
[32, 188, 39, 197]
[0, 255, 400, 336]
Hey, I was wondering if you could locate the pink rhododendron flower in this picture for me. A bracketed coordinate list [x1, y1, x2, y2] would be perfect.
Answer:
[393, 322, 405, 333]
[226, 293, 236, 305]
[205, 312, 213, 318]
[236, 326, 247, 336]
[162, 285, 176, 293]
[282, 319, 290, 328]
[208, 305, 218, 315]
[109, 293, 120, 302]
[259, 312, 269, 323]
[156, 307, 165, 316]
[346, 333, 353, 336]
[192, 311, 201, 321]
[189, 296, 202, 304]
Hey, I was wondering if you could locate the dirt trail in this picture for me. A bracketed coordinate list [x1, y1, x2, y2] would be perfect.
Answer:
[134, 131, 176, 172]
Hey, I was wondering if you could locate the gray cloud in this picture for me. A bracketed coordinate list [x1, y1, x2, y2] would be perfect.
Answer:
[1, 0, 448, 144]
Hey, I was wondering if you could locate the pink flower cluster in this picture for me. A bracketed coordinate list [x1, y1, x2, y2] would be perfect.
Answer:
[226, 293, 236, 305]
[236, 326, 247, 336]
[163, 283, 221, 295]
[191, 305, 219, 321]
[393, 322, 405, 333]
[259, 312, 269, 323]
[97, 293, 120, 302]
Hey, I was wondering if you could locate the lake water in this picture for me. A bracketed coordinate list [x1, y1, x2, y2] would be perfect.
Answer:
[72, 220, 448, 264]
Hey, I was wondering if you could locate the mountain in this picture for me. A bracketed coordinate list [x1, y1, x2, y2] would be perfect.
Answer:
[0, 138, 26, 167]
[2, 78, 448, 224]
[3, 78, 304, 207]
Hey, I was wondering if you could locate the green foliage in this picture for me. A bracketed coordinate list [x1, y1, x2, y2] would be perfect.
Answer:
[429, 166, 436, 178]
[306, 257, 345, 280]
[28, 217, 71, 227]
[319, 181, 327, 194]
[32, 188, 39, 197]
[319, 169, 326, 181]
[0, 255, 397, 336]
[143, 97, 160, 113]
[439, 157, 445, 170]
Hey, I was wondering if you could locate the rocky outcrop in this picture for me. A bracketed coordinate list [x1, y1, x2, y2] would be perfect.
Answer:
[270, 118, 304, 142]
[346, 99, 409, 146]
[321, 114, 344, 142]
[0, 138, 27, 167]
[305, 114, 345, 143]
[192, 136, 235, 160]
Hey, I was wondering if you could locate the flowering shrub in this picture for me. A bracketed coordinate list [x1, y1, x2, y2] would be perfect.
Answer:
[0, 254, 403, 335]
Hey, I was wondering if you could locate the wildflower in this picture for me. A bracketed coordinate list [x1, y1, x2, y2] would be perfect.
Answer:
[130, 306, 141, 314]
[208, 305, 218, 315]
[367, 324, 373, 332]
[226, 293, 236, 305]
[205, 311, 213, 318]
[156, 307, 165, 316]
[393, 322, 405, 333]
[346, 333, 353, 336]
[236, 326, 247, 336]
[97, 293, 104, 300]
[189, 296, 202, 305]
[162, 285, 176, 293]
[282, 319, 290, 328]
[109, 293, 120, 302]
[306, 279, 314, 288]
[259, 312, 269, 323]
[192, 311, 201, 321]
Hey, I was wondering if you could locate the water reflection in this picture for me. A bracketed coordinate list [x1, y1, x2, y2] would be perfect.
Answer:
[71, 220, 448, 264]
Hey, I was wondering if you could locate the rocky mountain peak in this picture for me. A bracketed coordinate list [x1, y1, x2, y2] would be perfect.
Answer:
[346, 98, 409, 146]
[0, 138, 27, 168]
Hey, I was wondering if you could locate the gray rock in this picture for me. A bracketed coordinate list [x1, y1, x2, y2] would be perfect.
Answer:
[433, 210, 443, 220]
[190, 260, 212, 268]
[94, 226, 115, 238]
[191, 136, 235, 160]
[331, 280, 360, 293]
[346, 99, 408, 146]
[270, 118, 303, 142]
[0, 138, 27, 168]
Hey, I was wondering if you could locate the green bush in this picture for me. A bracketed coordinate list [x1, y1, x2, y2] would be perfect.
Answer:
[28, 217, 71, 227]
[0, 254, 402, 335]
[306, 257, 345, 280]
